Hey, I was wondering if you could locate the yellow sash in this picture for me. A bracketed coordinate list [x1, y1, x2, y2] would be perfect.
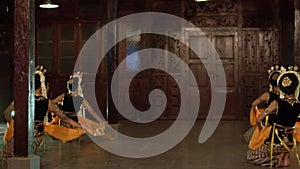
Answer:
[44, 124, 85, 143]
[249, 107, 265, 126]
[248, 125, 272, 150]
[3, 120, 14, 143]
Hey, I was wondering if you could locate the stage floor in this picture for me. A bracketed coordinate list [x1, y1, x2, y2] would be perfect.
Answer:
[0, 120, 299, 169]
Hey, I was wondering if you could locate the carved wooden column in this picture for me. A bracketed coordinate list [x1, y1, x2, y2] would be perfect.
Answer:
[295, 0, 300, 65]
[8, 0, 39, 168]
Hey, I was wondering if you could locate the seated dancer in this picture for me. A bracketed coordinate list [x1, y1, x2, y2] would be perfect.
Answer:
[2, 66, 51, 143]
[247, 66, 300, 167]
[2, 101, 14, 143]
[47, 72, 112, 141]
[2, 65, 81, 160]
[243, 65, 282, 142]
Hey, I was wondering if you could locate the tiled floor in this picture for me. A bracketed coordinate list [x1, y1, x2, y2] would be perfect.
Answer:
[0, 120, 299, 169]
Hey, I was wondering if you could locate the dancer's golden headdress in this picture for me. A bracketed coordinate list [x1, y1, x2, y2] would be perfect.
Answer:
[268, 65, 281, 92]
[277, 65, 300, 100]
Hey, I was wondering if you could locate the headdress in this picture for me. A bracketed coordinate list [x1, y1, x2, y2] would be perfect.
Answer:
[277, 65, 300, 100]
[268, 65, 281, 92]
[35, 65, 47, 98]
[67, 72, 84, 116]
[67, 72, 83, 96]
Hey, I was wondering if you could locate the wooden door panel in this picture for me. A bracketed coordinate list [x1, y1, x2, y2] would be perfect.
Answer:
[189, 35, 210, 59]
[189, 63, 209, 87]
[214, 34, 235, 59]
[257, 30, 279, 72]
[215, 62, 235, 87]
[189, 63, 210, 118]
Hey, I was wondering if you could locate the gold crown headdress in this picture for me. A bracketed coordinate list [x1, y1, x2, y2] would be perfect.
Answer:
[68, 72, 85, 116]
[67, 72, 83, 96]
[35, 65, 47, 98]
[277, 65, 300, 99]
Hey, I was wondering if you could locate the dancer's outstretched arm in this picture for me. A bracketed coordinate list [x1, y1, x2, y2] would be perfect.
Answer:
[48, 100, 81, 128]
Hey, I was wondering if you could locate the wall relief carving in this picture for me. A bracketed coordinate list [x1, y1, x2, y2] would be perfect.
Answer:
[184, 0, 238, 27]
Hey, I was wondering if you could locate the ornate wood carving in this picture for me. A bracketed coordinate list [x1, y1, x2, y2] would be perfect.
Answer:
[242, 30, 258, 72]
[184, 0, 238, 27]
[189, 16, 238, 27]
[147, 33, 188, 119]
[257, 30, 279, 72]
[185, 0, 237, 14]
[150, 33, 186, 74]
[241, 75, 259, 116]
[167, 34, 182, 74]
[241, 28, 279, 117]
[242, 29, 279, 73]
[151, 34, 167, 69]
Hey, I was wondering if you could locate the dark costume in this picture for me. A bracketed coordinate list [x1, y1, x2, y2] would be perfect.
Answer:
[33, 95, 49, 149]
[247, 68, 300, 167]
[247, 98, 300, 167]
[46, 73, 108, 141]
[244, 66, 281, 143]
[62, 94, 83, 122]
[2, 66, 50, 160]
[34, 95, 49, 136]
[45, 92, 85, 142]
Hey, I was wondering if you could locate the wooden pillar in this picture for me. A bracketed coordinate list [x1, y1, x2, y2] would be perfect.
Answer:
[295, 0, 300, 65]
[107, 0, 118, 124]
[13, 0, 35, 158]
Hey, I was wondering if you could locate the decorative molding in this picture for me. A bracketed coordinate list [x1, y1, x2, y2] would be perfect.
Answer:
[189, 15, 237, 27]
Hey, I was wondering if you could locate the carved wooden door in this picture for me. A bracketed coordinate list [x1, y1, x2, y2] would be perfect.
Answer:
[117, 27, 240, 120]
[240, 28, 279, 118]
[185, 28, 239, 119]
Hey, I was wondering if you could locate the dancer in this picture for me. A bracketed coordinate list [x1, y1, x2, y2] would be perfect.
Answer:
[247, 66, 300, 167]
[47, 72, 112, 141]
[2, 66, 82, 160]
[243, 65, 282, 142]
